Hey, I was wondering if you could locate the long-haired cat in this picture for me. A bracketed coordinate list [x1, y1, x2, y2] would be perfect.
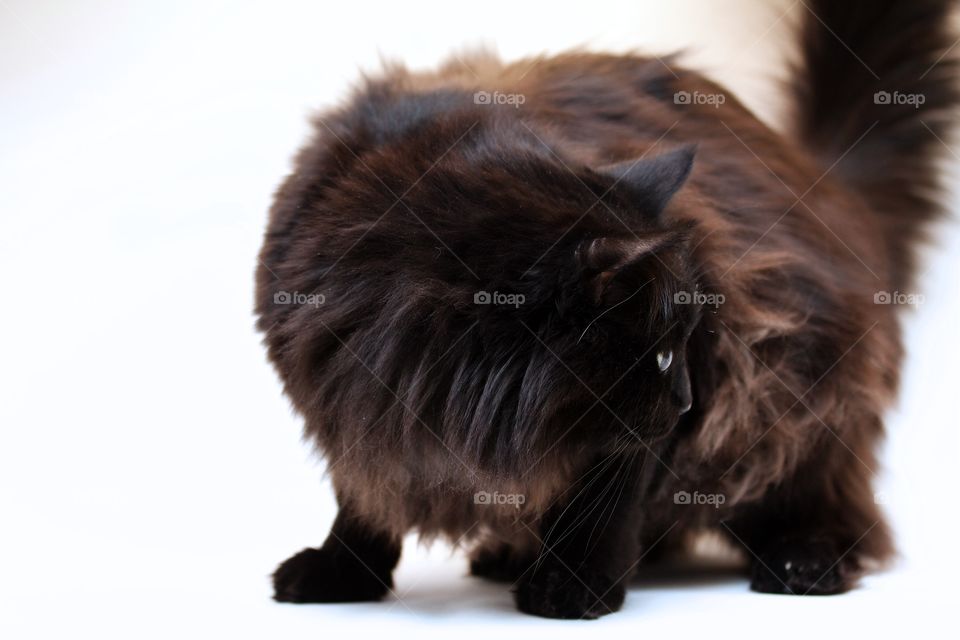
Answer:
[255, 0, 957, 618]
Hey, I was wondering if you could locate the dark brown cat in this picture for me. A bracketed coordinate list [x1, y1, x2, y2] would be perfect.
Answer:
[255, 0, 957, 618]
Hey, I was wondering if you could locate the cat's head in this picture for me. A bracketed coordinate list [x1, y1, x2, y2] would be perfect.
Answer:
[544, 146, 701, 446]
[457, 141, 703, 462]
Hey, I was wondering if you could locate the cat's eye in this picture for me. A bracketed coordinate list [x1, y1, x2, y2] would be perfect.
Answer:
[656, 350, 673, 372]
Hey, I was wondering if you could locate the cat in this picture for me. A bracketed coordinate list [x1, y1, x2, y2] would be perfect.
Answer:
[255, 0, 957, 619]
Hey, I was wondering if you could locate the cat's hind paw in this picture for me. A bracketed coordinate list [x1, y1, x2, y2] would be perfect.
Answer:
[749, 535, 857, 596]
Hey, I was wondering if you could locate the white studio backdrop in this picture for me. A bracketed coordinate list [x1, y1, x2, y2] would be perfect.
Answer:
[1, 1, 958, 638]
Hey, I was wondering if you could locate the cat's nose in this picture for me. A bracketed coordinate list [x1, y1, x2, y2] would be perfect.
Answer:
[674, 393, 692, 415]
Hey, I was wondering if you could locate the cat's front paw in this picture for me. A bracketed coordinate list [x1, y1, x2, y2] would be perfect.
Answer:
[750, 535, 857, 595]
[272, 547, 392, 603]
[514, 563, 625, 619]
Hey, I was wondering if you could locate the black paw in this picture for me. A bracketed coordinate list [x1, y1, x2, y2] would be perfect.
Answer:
[273, 547, 393, 603]
[750, 536, 856, 596]
[470, 544, 536, 583]
[515, 563, 625, 619]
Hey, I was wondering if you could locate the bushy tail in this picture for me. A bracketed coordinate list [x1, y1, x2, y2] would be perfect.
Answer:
[791, 0, 959, 289]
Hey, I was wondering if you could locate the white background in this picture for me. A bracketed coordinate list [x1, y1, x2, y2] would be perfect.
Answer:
[1, 1, 958, 638]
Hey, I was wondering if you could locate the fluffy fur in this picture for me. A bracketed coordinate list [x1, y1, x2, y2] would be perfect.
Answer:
[256, 0, 957, 618]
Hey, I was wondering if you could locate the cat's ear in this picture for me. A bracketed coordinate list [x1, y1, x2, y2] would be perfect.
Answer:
[577, 234, 676, 303]
[596, 144, 696, 218]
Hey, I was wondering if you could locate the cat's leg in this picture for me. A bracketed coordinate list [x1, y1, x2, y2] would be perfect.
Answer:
[272, 503, 402, 603]
[469, 534, 538, 583]
[727, 427, 891, 596]
[514, 452, 646, 619]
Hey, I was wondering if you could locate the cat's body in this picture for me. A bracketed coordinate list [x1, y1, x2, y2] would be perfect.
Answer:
[256, 0, 957, 618]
